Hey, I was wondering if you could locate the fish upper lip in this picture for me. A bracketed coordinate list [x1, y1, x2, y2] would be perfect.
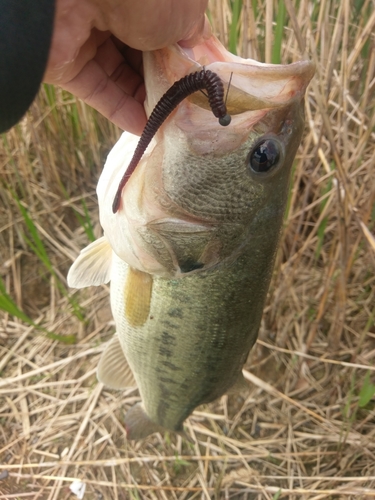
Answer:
[145, 35, 315, 115]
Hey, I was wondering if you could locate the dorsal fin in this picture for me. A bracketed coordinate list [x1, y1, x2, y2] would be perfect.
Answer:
[97, 334, 137, 389]
[67, 236, 112, 288]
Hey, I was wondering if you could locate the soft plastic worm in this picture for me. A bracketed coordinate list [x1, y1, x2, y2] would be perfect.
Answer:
[112, 69, 231, 213]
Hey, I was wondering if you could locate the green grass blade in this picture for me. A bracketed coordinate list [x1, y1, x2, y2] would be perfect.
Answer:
[359, 371, 375, 408]
[12, 192, 85, 323]
[272, 490, 282, 500]
[229, 0, 242, 55]
[74, 199, 96, 243]
[284, 161, 298, 222]
[272, 1, 287, 64]
[0, 276, 34, 324]
[0, 277, 76, 343]
[15, 199, 53, 270]
[315, 217, 328, 260]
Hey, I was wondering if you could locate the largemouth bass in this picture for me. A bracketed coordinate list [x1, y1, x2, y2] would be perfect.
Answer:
[68, 35, 314, 439]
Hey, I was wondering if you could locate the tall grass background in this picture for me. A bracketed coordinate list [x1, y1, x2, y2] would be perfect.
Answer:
[1, 0, 375, 498]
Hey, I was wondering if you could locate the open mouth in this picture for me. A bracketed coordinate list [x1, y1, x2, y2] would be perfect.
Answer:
[143, 34, 315, 117]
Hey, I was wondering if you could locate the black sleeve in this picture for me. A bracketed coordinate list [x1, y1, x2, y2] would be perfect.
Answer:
[0, 0, 55, 133]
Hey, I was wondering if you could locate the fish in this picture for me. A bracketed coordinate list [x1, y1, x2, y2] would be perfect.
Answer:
[67, 34, 314, 440]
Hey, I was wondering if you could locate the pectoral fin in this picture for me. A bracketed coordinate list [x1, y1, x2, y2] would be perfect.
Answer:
[97, 334, 136, 389]
[125, 267, 153, 327]
[67, 236, 112, 288]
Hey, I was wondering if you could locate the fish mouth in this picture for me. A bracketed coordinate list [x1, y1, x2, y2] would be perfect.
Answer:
[143, 35, 315, 117]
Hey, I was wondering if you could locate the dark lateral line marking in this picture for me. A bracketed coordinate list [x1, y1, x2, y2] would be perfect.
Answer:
[112, 69, 232, 213]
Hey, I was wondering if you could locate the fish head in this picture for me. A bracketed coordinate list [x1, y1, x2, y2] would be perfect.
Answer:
[98, 36, 315, 277]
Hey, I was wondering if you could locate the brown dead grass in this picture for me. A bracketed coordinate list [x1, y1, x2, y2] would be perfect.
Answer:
[1, 1, 375, 498]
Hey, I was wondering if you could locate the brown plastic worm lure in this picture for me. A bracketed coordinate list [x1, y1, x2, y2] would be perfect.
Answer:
[112, 69, 231, 213]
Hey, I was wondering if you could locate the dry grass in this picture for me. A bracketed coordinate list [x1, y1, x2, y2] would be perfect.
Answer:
[1, 0, 375, 498]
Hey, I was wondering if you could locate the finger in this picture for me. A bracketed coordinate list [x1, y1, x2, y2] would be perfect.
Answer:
[94, 37, 125, 76]
[94, 39, 144, 100]
[178, 15, 212, 48]
[117, 44, 144, 77]
[62, 59, 146, 135]
[101, 0, 209, 51]
[45, 27, 110, 84]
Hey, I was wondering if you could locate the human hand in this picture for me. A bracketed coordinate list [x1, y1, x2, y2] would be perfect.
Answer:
[44, 0, 210, 135]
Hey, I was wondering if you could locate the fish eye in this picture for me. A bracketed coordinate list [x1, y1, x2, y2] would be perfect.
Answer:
[248, 138, 281, 173]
